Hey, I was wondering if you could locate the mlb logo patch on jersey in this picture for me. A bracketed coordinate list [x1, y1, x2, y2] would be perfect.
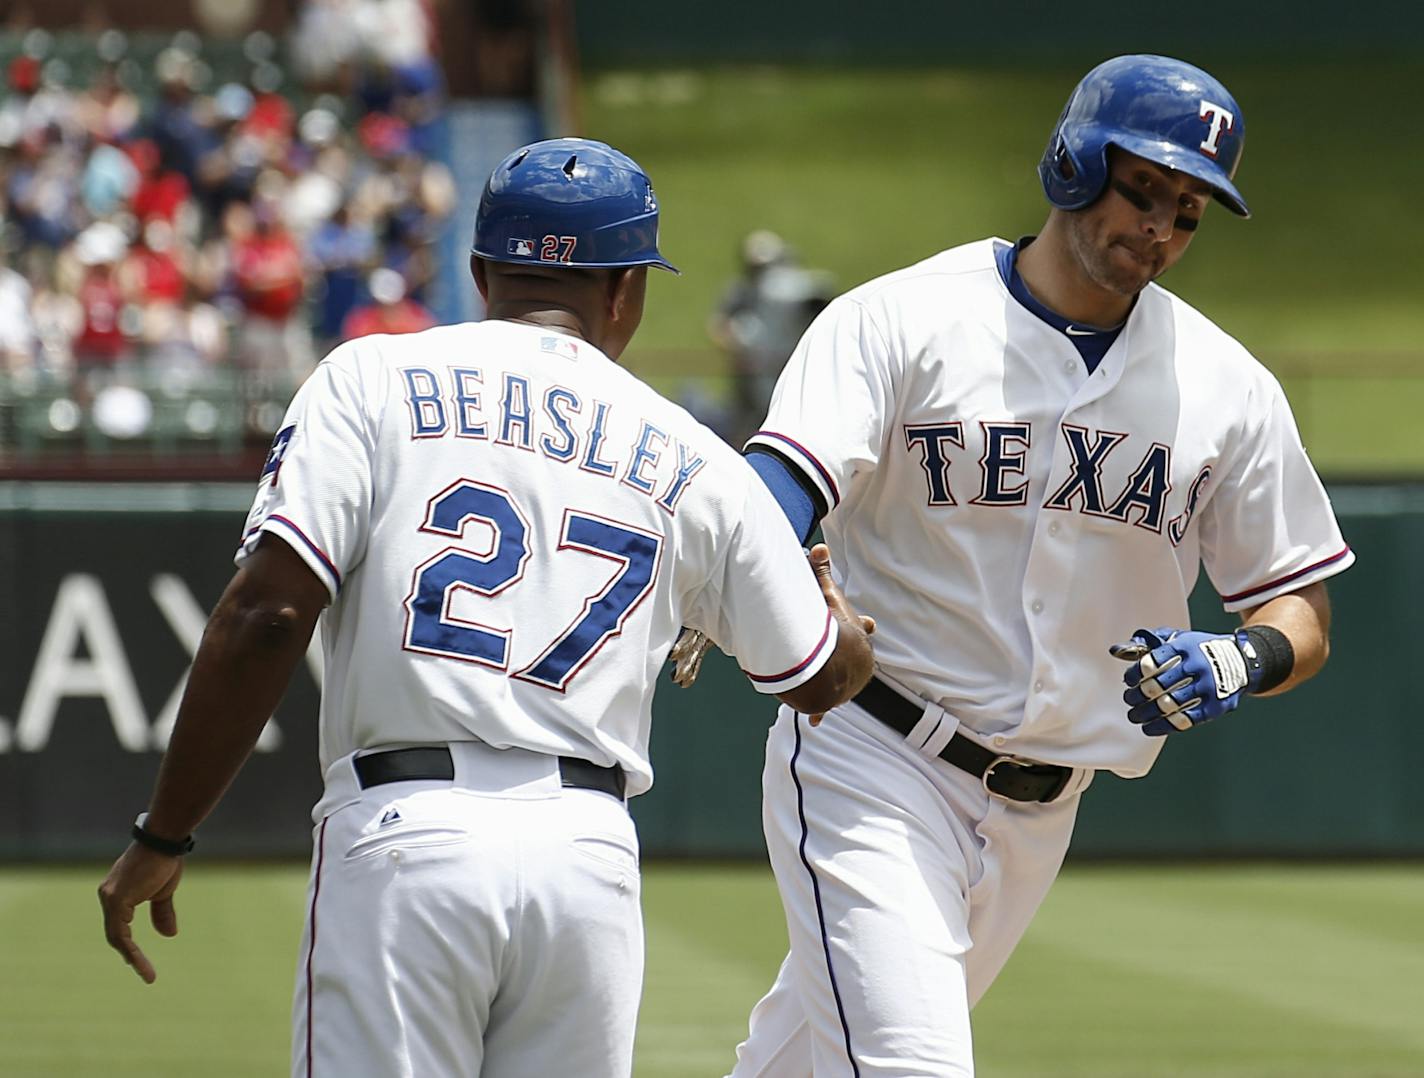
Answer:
[541, 336, 580, 361]
[261, 424, 295, 485]
[508, 238, 534, 257]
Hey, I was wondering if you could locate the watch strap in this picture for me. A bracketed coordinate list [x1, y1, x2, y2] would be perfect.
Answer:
[132, 812, 195, 856]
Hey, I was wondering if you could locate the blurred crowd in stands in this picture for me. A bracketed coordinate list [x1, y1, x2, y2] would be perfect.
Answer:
[0, 12, 455, 452]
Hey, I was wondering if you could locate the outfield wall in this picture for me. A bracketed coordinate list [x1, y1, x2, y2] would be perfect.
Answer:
[0, 482, 1416, 860]
[574, 1, 1424, 64]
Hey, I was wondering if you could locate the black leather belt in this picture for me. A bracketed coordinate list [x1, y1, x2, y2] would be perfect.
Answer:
[852, 678, 1073, 804]
[354, 746, 626, 801]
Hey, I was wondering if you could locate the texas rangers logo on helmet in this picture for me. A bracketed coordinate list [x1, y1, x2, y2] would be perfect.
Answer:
[1197, 100, 1235, 159]
[508, 238, 534, 257]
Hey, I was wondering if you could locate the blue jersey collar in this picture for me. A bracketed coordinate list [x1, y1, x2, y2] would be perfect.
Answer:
[994, 237, 1124, 374]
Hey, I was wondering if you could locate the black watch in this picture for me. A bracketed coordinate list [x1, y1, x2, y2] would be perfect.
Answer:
[132, 812, 196, 856]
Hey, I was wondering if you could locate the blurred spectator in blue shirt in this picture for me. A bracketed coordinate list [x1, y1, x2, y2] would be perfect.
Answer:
[8, 127, 84, 248]
[149, 49, 210, 183]
[80, 139, 139, 218]
[308, 201, 377, 350]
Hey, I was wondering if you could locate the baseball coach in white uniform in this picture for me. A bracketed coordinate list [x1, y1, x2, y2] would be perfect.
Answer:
[97, 139, 875, 1078]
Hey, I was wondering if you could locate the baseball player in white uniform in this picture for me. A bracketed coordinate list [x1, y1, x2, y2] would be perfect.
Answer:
[97, 139, 875, 1078]
[718, 56, 1354, 1075]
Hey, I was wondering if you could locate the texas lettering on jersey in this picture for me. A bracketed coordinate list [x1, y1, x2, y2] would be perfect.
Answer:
[903, 419, 1195, 541]
[397, 365, 707, 516]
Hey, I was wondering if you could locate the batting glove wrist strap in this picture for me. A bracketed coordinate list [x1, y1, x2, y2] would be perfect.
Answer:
[1238, 624, 1295, 694]
[132, 812, 196, 857]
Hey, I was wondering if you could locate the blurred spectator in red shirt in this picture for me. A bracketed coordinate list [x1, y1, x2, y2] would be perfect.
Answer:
[243, 63, 295, 142]
[8, 54, 40, 97]
[127, 139, 192, 225]
[71, 221, 134, 370]
[341, 266, 433, 341]
[234, 198, 312, 379]
[235, 208, 301, 320]
[126, 218, 187, 305]
[357, 111, 411, 162]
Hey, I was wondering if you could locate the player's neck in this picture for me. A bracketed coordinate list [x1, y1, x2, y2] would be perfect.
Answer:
[1016, 225, 1135, 328]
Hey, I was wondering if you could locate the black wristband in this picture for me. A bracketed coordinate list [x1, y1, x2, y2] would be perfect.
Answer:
[132, 812, 196, 857]
[1240, 625, 1295, 694]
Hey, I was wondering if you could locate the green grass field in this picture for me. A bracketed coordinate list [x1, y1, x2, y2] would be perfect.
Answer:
[579, 64, 1424, 476]
[5, 863, 1421, 1076]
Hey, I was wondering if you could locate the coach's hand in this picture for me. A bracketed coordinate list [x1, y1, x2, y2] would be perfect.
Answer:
[808, 542, 876, 639]
[1111, 627, 1259, 736]
[804, 543, 875, 726]
[98, 843, 185, 984]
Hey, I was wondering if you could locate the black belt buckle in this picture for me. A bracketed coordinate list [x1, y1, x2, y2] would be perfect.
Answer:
[854, 676, 1073, 805]
[983, 755, 1072, 804]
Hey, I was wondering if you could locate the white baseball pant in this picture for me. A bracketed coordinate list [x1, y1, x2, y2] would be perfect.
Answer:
[730, 703, 1090, 1077]
[291, 741, 642, 1078]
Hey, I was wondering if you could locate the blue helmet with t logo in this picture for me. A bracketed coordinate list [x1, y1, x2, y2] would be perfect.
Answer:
[1039, 54, 1249, 218]
[472, 138, 679, 272]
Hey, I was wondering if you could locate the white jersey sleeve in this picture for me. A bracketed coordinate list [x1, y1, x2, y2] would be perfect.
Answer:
[1198, 373, 1354, 612]
[745, 295, 900, 511]
[235, 343, 379, 596]
[684, 468, 838, 695]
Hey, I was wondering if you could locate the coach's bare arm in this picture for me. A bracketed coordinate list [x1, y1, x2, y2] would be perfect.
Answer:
[98, 534, 326, 983]
[775, 544, 876, 718]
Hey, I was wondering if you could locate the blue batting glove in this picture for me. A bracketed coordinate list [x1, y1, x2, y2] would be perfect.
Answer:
[1111, 627, 1262, 736]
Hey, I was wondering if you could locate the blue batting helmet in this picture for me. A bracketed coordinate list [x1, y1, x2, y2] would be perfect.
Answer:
[472, 138, 679, 273]
[1039, 55, 1249, 218]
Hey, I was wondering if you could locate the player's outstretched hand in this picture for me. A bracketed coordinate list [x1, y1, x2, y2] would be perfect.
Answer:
[1110, 627, 1257, 736]
[805, 543, 875, 726]
[98, 843, 185, 984]
[669, 627, 714, 688]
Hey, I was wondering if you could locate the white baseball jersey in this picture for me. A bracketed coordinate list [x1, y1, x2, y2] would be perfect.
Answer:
[747, 237, 1352, 777]
[237, 320, 837, 797]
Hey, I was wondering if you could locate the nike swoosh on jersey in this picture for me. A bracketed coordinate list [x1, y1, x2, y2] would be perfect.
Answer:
[1064, 325, 1097, 336]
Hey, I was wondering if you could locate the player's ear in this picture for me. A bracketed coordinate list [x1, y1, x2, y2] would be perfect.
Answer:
[471, 255, 489, 300]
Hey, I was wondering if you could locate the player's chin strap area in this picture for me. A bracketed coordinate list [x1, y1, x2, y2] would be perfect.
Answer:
[851, 678, 1075, 804]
